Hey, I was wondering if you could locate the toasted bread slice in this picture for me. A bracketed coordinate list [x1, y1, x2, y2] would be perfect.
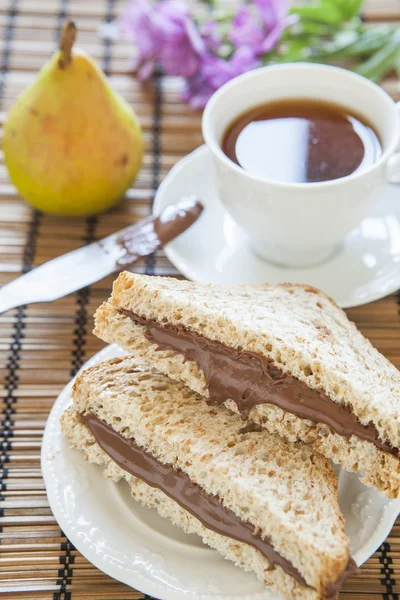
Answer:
[61, 355, 354, 600]
[93, 272, 400, 497]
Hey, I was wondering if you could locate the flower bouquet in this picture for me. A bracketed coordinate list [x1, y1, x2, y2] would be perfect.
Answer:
[121, 0, 400, 108]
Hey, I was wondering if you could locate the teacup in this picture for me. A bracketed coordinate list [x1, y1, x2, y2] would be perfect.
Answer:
[202, 63, 400, 268]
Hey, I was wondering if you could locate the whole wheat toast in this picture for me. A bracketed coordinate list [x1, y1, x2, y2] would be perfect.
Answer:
[61, 354, 353, 600]
[93, 272, 400, 497]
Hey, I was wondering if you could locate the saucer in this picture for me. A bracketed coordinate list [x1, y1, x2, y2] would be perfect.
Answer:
[153, 145, 400, 308]
[42, 344, 400, 600]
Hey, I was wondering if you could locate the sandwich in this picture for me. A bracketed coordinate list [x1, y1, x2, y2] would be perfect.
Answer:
[93, 272, 400, 498]
[61, 354, 357, 600]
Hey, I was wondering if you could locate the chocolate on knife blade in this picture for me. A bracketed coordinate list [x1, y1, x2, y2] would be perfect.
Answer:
[113, 196, 204, 266]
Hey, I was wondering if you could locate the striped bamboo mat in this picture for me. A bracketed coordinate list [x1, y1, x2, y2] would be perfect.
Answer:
[0, 0, 399, 598]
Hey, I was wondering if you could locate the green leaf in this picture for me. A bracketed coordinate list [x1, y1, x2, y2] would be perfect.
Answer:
[342, 28, 391, 56]
[312, 29, 358, 56]
[271, 37, 314, 61]
[291, 0, 343, 25]
[268, 0, 400, 83]
[286, 38, 315, 57]
[290, 20, 337, 35]
[333, 0, 364, 20]
[291, 0, 365, 25]
[354, 28, 400, 80]
[307, 28, 391, 61]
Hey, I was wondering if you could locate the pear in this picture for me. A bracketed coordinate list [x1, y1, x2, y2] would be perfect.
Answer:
[3, 21, 143, 216]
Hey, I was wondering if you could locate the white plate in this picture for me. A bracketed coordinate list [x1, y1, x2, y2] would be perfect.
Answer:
[153, 145, 400, 308]
[42, 345, 400, 600]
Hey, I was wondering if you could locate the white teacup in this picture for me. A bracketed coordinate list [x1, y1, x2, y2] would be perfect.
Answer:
[202, 63, 400, 268]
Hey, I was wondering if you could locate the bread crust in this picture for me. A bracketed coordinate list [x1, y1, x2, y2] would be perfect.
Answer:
[94, 301, 400, 498]
[63, 354, 351, 598]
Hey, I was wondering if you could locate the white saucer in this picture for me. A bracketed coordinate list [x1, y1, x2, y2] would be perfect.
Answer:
[42, 345, 400, 600]
[154, 145, 400, 308]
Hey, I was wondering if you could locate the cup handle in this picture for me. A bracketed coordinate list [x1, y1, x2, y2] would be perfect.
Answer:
[386, 101, 400, 183]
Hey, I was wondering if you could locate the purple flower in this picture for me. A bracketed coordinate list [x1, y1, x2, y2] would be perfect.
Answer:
[121, 0, 297, 109]
[261, 15, 296, 53]
[157, 0, 205, 77]
[202, 47, 261, 90]
[120, 0, 164, 80]
[229, 0, 295, 55]
[181, 70, 216, 109]
[200, 20, 221, 52]
[183, 47, 261, 108]
[254, 0, 289, 31]
[120, 0, 206, 79]
[229, 6, 265, 53]
[254, 0, 298, 52]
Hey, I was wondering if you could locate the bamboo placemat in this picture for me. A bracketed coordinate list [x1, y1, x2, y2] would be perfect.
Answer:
[0, 0, 399, 598]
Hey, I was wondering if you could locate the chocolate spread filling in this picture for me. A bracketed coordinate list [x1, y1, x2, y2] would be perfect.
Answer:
[120, 310, 397, 457]
[81, 413, 357, 596]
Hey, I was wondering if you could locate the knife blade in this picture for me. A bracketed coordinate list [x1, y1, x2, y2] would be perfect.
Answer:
[0, 197, 203, 314]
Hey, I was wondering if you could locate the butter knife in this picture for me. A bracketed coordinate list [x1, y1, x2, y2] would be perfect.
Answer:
[0, 197, 203, 314]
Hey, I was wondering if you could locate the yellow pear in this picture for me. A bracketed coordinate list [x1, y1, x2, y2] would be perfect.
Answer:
[3, 21, 143, 216]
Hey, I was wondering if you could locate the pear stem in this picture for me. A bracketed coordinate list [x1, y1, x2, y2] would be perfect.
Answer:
[58, 21, 77, 69]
